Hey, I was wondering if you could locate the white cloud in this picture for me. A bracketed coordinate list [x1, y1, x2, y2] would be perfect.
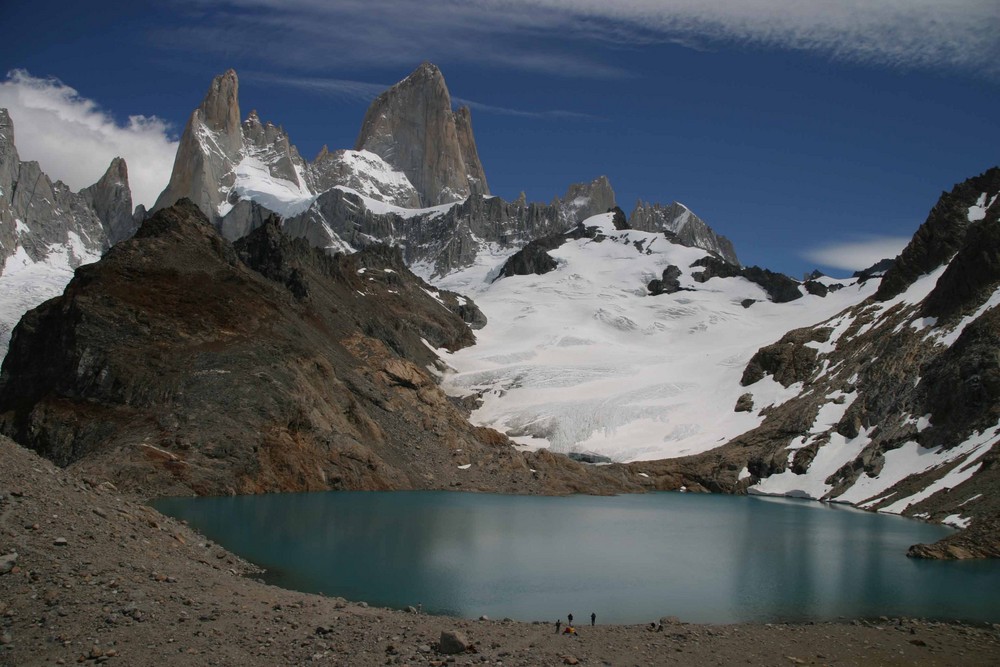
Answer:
[172, 0, 1000, 79]
[0, 70, 178, 209]
[803, 236, 910, 272]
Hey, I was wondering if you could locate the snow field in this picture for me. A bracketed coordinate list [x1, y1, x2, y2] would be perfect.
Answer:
[434, 214, 876, 462]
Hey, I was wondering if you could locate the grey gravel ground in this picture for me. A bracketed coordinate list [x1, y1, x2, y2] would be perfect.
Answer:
[2, 437, 998, 666]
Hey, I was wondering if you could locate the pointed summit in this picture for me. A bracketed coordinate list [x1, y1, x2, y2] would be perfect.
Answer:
[152, 70, 244, 217]
[82, 157, 136, 244]
[354, 62, 489, 206]
[200, 69, 242, 154]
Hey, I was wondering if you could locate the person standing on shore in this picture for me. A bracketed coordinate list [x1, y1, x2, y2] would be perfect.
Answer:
[591, 612, 596, 626]
[555, 620, 561, 634]
[568, 613, 573, 625]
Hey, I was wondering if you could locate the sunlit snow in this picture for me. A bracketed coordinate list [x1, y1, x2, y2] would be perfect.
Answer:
[0, 240, 100, 356]
[434, 213, 877, 462]
[226, 155, 315, 217]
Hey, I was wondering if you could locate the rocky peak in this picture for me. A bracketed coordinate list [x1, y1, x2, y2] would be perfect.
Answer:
[354, 62, 489, 206]
[875, 167, 1000, 301]
[554, 176, 616, 226]
[152, 70, 245, 217]
[81, 156, 136, 245]
[199, 69, 242, 154]
[630, 199, 739, 266]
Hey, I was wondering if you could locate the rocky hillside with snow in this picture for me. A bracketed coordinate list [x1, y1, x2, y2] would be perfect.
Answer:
[611, 168, 999, 558]
[0, 200, 640, 498]
[0, 109, 138, 355]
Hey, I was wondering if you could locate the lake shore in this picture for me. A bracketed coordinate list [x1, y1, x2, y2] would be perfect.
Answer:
[2, 437, 999, 666]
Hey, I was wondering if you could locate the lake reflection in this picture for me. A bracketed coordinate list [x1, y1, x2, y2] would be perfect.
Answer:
[153, 491, 1000, 624]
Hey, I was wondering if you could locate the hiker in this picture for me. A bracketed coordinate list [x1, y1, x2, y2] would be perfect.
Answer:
[591, 612, 596, 626]
[555, 620, 561, 634]
[568, 613, 573, 625]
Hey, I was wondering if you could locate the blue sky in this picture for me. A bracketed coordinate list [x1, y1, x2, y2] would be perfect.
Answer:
[1, 0, 997, 277]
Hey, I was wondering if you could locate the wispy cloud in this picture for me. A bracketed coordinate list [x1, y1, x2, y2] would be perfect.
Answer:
[452, 97, 600, 120]
[243, 72, 600, 120]
[170, 0, 1000, 79]
[802, 235, 910, 272]
[0, 70, 178, 208]
[241, 71, 387, 102]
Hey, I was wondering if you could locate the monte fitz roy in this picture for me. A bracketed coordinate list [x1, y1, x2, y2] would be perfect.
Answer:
[0, 63, 997, 560]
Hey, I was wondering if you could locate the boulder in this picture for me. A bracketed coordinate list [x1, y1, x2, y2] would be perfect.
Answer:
[438, 630, 470, 654]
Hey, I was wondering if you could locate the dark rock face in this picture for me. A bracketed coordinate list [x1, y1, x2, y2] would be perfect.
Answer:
[609, 206, 629, 230]
[568, 452, 613, 464]
[917, 306, 1000, 444]
[921, 205, 1000, 321]
[0, 200, 638, 498]
[494, 234, 564, 280]
[875, 167, 1000, 301]
[691, 257, 803, 303]
[734, 393, 754, 413]
[647, 265, 683, 296]
[853, 258, 894, 282]
[630, 201, 739, 265]
[354, 63, 489, 206]
[803, 280, 829, 297]
[740, 327, 831, 387]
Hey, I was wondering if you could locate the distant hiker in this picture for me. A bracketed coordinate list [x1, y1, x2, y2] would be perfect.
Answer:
[568, 613, 573, 625]
[591, 612, 596, 626]
[555, 620, 561, 634]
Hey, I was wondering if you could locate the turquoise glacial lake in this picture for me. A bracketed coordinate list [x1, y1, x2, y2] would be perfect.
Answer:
[153, 491, 1000, 624]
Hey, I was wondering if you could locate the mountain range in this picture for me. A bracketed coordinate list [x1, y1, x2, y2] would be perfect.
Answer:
[0, 63, 996, 558]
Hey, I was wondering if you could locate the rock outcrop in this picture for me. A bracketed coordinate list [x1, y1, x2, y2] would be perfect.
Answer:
[691, 256, 803, 303]
[554, 176, 616, 227]
[875, 167, 1000, 301]
[630, 200, 739, 265]
[0, 200, 640, 498]
[355, 63, 489, 206]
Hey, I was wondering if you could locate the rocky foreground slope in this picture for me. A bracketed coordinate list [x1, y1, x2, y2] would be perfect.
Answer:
[0, 200, 637, 498]
[2, 435, 998, 666]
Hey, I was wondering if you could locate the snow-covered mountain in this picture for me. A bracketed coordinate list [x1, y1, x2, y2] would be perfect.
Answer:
[1, 62, 996, 557]
[152, 66, 737, 278]
[0, 109, 137, 354]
